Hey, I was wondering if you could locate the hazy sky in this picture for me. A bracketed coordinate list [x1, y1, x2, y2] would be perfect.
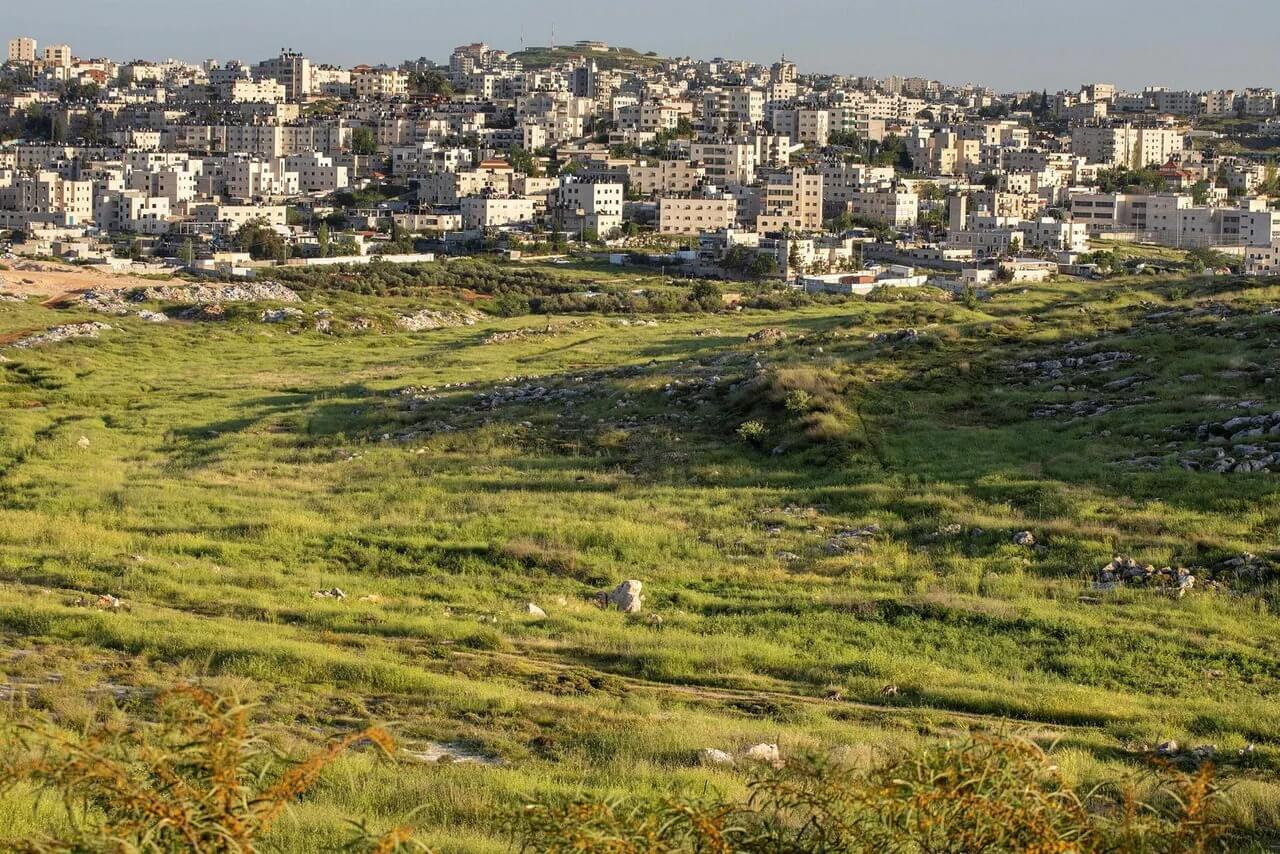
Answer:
[10, 0, 1277, 92]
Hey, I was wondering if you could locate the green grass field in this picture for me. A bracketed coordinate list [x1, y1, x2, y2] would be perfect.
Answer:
[2, 266, 1279, 850]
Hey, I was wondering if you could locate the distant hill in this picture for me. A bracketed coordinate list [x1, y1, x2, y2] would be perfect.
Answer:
[509, 44, 668, 71]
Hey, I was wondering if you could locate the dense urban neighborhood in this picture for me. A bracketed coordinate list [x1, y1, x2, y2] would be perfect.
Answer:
[4, 26, 1280, 854]
[2, 37, 1280, 284]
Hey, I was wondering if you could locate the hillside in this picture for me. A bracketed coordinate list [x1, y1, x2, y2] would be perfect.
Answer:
[1, 261, 1279, 850]
[508, 44, 668, 71]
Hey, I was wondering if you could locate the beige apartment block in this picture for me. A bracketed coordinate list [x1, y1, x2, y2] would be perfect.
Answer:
[756, 168, 823, 233]
[658, 194, 737, 235]
[7, 37, 37, 63]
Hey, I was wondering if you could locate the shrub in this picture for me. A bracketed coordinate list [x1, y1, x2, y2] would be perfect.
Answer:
[736, 420, 767, 445]
[513, 735, 1229, 853]
[0, 686, 419, 853]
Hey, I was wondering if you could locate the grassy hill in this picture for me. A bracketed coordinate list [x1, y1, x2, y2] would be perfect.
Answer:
[1, 262, 1279, 850]
[508, 45, 668, 71]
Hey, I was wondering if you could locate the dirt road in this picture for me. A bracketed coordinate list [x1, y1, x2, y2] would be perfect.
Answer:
[0, 260, 174, 302]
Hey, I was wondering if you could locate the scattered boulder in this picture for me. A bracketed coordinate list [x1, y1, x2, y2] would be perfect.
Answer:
[599, 580, 643, 613]
[395, 309, 481, 332]
[524, 602, 548, 619]
[312, 587, 347, 600]
[746, 327, 787, 345]
[698, 748, 735, 767]
[1013, 531, 1036, 547]
[1092, 556, 1198, 597]
[134, 281, 300, 304]
[741, 743, 782, 765]
[10, 322, 112, 349]
[260, 307, 305, 323]
[74, 593, 126, 611]
[76, 436, 91, 449]
[873, 328, 922, 344]
[180, 304, 226, 322]
[1189, 744, 1218, 763]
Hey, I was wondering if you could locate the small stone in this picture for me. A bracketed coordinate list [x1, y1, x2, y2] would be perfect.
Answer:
[77, 436, 91, 449]
[524, 603, 547, 618]
[1013, 531, 1035, 546]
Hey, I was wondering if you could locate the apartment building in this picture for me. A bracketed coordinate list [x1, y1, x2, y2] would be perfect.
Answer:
[418, 167, 512, 206]
[1070, 124, 1185, 167]
[1070, 192, 1280, 247]
[224, 157, 299, 200]
[43, 44, 72, 68]
[756, 168, 823, 233]
[354, 69, 408, 100]
[838, 189, 919, 227]
[629, 160, 705, 196]
[94, 189, 171, 234]
[284, 151, 349, 193]
[771, 108, 830, 146]
[460, 194, 536, 229]
[1147, 88, 1203, 116]
[556, 178, 623, 236]
[256, 50, 312, 101]
[516, 92, 594, 145]
[7, 37, 36, 63]
[658, 191, 737, 235]
[906, 128, 981, 176]
[222, 79, 287, 103]
[1204, 90, 1237, 117]
[700, 86, 765, 130]
[0, 171, 94, 223]
[690, 140, 756, 186]
[126, 162, 201, 206]
[947, 211, 1088, 257]
[1245, 241, 1280, 276]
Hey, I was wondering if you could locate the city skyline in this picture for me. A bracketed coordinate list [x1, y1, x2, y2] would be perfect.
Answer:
[7, 0, 1279, 92]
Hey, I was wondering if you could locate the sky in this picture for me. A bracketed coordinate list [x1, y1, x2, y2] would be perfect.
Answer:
[9, 0, 1278, 93]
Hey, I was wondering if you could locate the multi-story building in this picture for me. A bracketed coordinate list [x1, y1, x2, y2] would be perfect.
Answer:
[460, 194, 537, 230]
[7, 37, 37, 63]
[283, 151, 349, 193]
[756, 168, 823, 233]
[658, 190, 738, 235]
[629, 160, 705, 196]
[556, 177, 623, 237]
[1245, 241, 1280, 276]
[354, 69, 408, 100]
[690, 140, 756, 186]
[1070, 192, 1280, 247]
[255, 50, 312, 101]
[1070, 123, 1185, 167]
[838, 189, 919, 227]
[42, 44, 72, 68]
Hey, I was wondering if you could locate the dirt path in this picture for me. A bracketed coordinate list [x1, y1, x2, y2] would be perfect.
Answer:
[452, 646, 1084, 737]
[0, 261, 174, 302]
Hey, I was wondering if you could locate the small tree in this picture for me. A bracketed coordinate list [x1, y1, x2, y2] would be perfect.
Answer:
[179, 238, 195, 266]
[317, 221, 331, 257]
[351, 126, 378, 156]
[689, 279, 721, 310]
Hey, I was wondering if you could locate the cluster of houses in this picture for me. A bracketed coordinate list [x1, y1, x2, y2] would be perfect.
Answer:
[3, 35, 1280, 284]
